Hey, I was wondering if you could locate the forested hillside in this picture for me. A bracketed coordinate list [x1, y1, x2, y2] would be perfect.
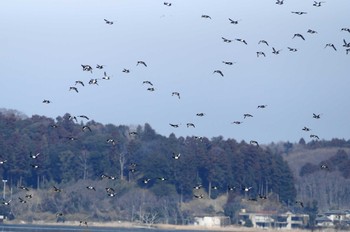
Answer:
[281, 139, 350, 211]
[0, 109, 297, 223]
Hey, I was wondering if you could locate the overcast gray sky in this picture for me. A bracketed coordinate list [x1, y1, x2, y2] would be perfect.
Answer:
[1, 0, 349, 144]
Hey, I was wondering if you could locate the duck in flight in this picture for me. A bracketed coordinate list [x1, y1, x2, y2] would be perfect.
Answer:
[250, 140, 259, 147]
[96, 64, 105, 69]
[43, 100, 51, 104]
[307, 29, 318, 34]
[30, 152, 40, 159]
[228, 18, 241, 24]
[313, 113, 321, 119]
[143, 81, 153, 86]
[137, 61, 147, 67]
[257, 52, 266, 57]
[235, 38, 247, 45]
[187, 123, 195, 128]
[258, 40, 269, 46]
[69, 87, 78, 93]
[196, 113, 205, 117]
[287, 47, 298, 52]
[244, 113, 253, 119]
[201, 15, 211, 19]
[257, 105, 267, 109]
[310, 134, 320, 140]
[291, 11, 307, 15]
[81, 64, 93, 72]
[222, 61, 236, 65]
[75, 81, 84, 86]
[275, 0, 284, 5]
[104, 19, 114, 25]
[232, 121, 243, 125]
[302, 126, 311, 131]
[293, 33, 305, 40]
[172, 92, 180, 99]
[169, 123, 180, 128]
[172, 153, 181, 160]
[313, 1, 325, 7]
[325, 43, 337, 51]
[213, 70, 224, 77]
[222, 37, 232, 43]
[164, 2, 172, 6]
[272, 47, 282, 54]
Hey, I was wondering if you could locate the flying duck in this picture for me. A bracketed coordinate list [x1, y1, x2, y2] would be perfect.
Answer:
[143, 81, 153, 86]
[250, 140, 259, 147]
[75, 81, 84, 86]
[287, 47, 298, 52]
[137, 61, 147, 67]
[275, 0, 284, 5]
[81, 64, 93, 72]
[122, 68, 130, 73]
[106, 139, 116, 145]
[231, 121, 243, 125]
[307, 29, 318, 34]
[19, 185, 30, 191]
[228, 18, 240, 24]
[341, 28, 350, 33]
[89, 79, 98, 85]
[194, 194, 204, 199]
[82, 125, 92, 132]
[258, 40, 269, 46]
[222, 61, 236, 65]
[293, 33, 305, 40]
[313, 1, 325, 7]
[213, 70, 224, 77]
[302, 126, 311, 131]
[53, 186, 62, 193]
[243, 186, 253, 192]
[257, 105, 267, 109]
[0, 160, 7, 164]
[172, 92, 180, 99]
[187, 123, 195, 128]
[244, 113, 253, 119]
[147, 87, 155, 92]
[69, 87, 78, 93]
[78, 115, 89, 120]
[291, 11, 307, 15]
[86, 186, 96, 191]
[169, 123, 180, 128]
[96, 64, 105, 69]
[201, 15, 211, 19]
[18, 197, 27, 204]
[221, 37, 232, 43]
[325, 43, 337, 51]
[310, 134, 320, 140]
[193, 184, 202, 190]
[172, 153, 181, 160]
[343, 39, 350, 47]
[196, 113, 205, 116]
[30, 152, 40, 159]
[272, 47, 282, 54]
[164, 2, 172, 6]
[104, 19, 114, 25]
[257, 51, 266, 57]
[102, 71, 111, 80]
[313, 113, 321, 119]
[31, 164, 39, 169]
[235, 38, 247, 45]
[295, 201, 304, 207]
[42, 100, 51, 104]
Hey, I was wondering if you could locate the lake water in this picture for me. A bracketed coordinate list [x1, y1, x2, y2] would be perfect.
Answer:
[0, 224, 197, 232]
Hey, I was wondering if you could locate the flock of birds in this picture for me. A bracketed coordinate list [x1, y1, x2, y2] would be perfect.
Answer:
[3, 0, 349, 225]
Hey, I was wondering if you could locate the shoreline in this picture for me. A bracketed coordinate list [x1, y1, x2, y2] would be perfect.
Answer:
[3, 220, 329, 232]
